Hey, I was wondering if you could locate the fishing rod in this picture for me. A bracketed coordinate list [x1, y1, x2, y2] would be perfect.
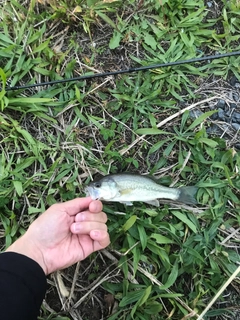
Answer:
[5, 50, 240, 91]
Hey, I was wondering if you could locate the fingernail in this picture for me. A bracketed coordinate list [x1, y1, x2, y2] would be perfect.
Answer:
[92, 230, 100, 238]
[74, 223, 81, 232]
[78, 213, 85, 221]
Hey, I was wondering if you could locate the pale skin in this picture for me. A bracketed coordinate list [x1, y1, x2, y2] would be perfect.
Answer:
[6, 197, 110, 275]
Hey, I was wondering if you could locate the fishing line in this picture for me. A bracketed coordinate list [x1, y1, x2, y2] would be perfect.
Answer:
[5, 50, 240, 91]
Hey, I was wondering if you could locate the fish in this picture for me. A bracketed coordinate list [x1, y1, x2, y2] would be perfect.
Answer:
[85, 173, 198, 207]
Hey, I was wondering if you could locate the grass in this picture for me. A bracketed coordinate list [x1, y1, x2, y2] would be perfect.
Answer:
[0, 0, 240, 319]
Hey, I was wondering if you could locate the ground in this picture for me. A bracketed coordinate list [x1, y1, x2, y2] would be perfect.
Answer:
[0, 1, 240, 319]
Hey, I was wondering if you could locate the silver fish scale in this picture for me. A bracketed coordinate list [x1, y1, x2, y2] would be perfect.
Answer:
[111, 174, 180, 198]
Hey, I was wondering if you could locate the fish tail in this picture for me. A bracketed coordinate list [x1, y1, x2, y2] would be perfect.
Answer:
[178, 186, 198, 205]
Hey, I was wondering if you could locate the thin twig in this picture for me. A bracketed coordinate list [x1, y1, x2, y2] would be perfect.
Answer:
[210, 227, 240, 255]
[53, 271, 69, 311]
[135, 263, 200, 317]
[197, 265, 240, 320]
[103, 249, 200, 317]
[119, 96, 219, 156]
[170, 149, 192, 187]
[72, 266, 120, 309]
[67, 261, 81, 309]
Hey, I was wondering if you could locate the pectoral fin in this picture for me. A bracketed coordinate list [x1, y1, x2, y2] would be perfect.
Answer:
[119, 189, 134, 205]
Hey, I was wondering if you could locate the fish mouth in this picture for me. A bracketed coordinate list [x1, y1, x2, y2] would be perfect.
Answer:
[84, 186, 90, 196]
[84, 186, 99, 200]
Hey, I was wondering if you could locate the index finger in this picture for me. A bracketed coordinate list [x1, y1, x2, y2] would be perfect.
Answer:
[60, 197, 92, 216]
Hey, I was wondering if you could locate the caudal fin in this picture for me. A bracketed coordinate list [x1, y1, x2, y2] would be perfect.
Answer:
[178, 186, 198, 205]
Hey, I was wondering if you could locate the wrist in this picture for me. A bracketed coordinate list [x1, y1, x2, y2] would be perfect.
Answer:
[6, 234, 48, 275]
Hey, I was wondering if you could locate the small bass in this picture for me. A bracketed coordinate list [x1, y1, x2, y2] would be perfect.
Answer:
[85, 173, 198, 207]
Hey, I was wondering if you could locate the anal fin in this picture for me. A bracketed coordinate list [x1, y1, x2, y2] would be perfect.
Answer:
[120, 201, 133, 206]
[143, 200, 160, 207]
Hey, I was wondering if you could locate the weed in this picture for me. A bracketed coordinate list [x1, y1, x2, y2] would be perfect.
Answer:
[0, 0, 240, 319]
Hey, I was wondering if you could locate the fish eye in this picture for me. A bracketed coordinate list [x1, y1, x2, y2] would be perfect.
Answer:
[94, 182, 101, 188]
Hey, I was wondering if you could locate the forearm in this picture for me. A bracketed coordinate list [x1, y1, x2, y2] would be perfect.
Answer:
[6, 233, 48, 275]
[0, 252, 47, 320]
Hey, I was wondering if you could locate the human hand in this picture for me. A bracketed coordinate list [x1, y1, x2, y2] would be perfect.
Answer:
[6, 197, 110, 275]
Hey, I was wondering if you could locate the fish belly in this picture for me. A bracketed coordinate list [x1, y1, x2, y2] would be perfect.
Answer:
[112, 187, 179, 202]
